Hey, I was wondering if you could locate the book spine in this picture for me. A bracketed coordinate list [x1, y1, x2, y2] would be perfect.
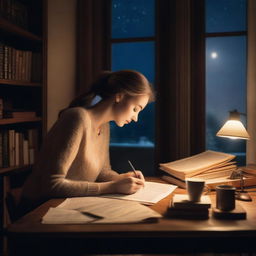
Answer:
[4, 45, 8, 79]
[0, 42, 4, 79]
[8, 129, 15, 167]
[18, 132, 24, 166]
[8, 45, 12, 80]
[0, 131, 3, 168]
[23, 139, 29, 165]
[15, 131, 19, 166]
[0, 98, 3, 119]
[2, 129, 9, 168]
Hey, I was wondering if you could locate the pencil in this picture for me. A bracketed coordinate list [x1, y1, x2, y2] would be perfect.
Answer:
[128, 160, 138, 178]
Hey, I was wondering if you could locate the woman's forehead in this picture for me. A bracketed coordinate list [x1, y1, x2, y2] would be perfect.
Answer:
[127, 94, 149, 106]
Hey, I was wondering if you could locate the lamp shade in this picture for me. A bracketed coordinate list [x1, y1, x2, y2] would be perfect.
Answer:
[216, 120, 250, 140]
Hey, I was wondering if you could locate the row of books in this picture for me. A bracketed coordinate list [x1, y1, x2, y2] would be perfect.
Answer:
[0, 43, 42, 82]
[160, 150, 256, 189]
[0, 98, 37, 119]
[0, 0, 28, 29]
[0, 128, 39, 168]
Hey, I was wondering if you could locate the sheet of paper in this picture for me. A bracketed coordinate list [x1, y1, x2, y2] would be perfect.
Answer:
[101, 181, 177, 205]
[42, 207, 97, 224]
[46, 197, 162, 224]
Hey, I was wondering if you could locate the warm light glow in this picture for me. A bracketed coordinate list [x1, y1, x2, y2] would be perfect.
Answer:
[211, 52, 218, 59]
[216, 120, 250, 140]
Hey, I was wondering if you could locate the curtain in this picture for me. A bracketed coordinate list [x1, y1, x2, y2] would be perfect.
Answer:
[246, 0, 256, 164]
[76, 0, 110, 95]
[155, 0, 205, 167]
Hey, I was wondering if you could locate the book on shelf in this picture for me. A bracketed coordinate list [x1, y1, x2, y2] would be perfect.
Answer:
[12, 111, 36, 119]
[0, 43, 39, 82]
[0, 98, 3, 118]
[0, 0, 28, 29]
[0, 128, 38, 168]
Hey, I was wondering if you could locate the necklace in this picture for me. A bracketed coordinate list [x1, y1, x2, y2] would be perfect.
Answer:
[97, 128, 102, 136]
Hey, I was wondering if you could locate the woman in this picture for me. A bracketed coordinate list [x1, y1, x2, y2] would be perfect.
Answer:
[19, 70, 155, 214]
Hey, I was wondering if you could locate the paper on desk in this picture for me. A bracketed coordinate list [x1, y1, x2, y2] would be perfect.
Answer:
[42, 207, 96, 224]
[42, 197, 162, 224]
[101, 181, 177, 205]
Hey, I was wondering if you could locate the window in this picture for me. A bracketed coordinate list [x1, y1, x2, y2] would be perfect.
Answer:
[205, 0, 247, 165]
[110, 0, 155, 147]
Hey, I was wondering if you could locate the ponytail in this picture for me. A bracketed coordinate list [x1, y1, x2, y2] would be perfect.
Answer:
[69, 71, 112, 108]
[58, 71, 112, 117]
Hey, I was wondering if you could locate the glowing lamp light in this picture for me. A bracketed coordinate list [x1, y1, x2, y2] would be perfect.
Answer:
[216, 110, 250, 140]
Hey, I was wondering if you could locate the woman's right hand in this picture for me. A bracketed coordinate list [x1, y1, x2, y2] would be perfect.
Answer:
[111, 174, 144, 194]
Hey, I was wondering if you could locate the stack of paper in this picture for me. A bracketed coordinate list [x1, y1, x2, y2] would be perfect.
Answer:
[42, 181, 177, 224]
[42, 197, 162, 224]
[160, 150, 241, 188]
[160, 150, 236, 180]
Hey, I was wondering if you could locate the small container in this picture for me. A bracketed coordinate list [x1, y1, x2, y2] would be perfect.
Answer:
[216, 185, 236, 211]
[186, 178, 205, 202]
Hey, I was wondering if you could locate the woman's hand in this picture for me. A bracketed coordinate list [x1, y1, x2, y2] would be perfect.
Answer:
[115, 171, 145, 182]
[111, 171, 145, 194]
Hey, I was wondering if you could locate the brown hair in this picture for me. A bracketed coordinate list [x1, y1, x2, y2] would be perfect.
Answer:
[69, 70, 155, 108]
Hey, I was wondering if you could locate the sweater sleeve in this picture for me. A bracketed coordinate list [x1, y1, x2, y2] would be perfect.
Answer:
[96, 123, 120, 182]
[38, 109, 100, 198]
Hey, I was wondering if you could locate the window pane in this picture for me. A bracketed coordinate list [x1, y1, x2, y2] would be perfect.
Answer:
[206, 0, 247, 33]
[206, 36, 247, 162]
[112, 0, 155, 38]
[112, 42, 155, 82]
[111, 42, 155, 146]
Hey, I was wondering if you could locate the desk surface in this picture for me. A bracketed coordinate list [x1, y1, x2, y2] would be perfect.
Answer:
[7, 178, 256, 255]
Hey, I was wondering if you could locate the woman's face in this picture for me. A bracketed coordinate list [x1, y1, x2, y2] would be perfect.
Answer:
[113, 94, 149, 127]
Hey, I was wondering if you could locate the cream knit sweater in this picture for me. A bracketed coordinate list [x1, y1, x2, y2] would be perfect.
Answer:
[21, 107, 119, 206]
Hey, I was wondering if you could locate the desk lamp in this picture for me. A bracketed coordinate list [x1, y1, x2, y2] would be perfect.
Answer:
[216, 109, 252, 201]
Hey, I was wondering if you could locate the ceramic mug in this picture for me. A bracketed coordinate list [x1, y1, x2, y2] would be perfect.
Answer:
[186, 178, 205, 202]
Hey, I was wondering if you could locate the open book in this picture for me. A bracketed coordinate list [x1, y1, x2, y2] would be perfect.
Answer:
[159, 150, 236, 180]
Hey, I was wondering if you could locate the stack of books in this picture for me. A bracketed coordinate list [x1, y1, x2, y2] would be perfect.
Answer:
[160, 150, 256, 189]
[167, 194, 211, 219]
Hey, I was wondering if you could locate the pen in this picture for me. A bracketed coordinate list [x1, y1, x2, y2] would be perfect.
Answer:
[128, 160, 138, 178]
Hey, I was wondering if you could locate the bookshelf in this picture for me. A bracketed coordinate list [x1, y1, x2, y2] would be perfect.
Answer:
[0, 0, 46, 254]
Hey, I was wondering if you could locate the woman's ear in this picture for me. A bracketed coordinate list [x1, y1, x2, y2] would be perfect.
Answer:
[115, 93, 124, 103]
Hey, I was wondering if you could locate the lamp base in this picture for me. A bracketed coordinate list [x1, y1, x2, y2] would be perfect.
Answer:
[235, 191, 252, 201]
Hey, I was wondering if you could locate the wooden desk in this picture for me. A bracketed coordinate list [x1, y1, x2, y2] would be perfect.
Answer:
[6, 184, 256, 256]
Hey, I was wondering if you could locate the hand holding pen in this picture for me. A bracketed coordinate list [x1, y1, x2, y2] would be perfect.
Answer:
[128, 160, 145, 184]
[110, 161, 145, 194]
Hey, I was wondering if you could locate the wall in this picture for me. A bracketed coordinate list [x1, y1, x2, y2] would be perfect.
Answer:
[47, 0, 77, 130]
